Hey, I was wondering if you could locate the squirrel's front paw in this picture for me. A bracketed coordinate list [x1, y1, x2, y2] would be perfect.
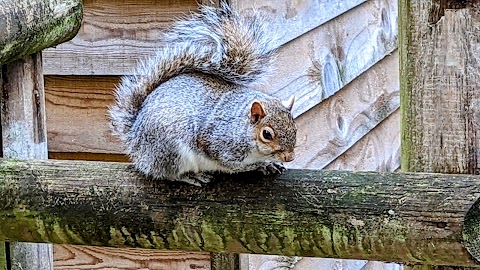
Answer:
[176, 172, 214, 187]
[257, 162, 286, 175]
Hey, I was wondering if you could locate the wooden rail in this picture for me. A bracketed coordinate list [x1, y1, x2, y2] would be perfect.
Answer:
[0, 0, 83, 64]
[0, 158, 479, 267]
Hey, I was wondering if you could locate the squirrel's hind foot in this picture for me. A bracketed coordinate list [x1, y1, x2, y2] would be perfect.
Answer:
[257, 162, 286, 175]
[175, 172, 214, 187]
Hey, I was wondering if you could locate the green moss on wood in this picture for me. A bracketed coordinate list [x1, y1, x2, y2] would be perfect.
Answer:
[0, 158, 479, 266]
[0, 0, 83, 64]
[399, 0, 415, 172]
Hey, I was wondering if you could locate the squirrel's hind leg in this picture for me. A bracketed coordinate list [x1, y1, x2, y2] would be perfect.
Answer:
[174, 172, 215, 187]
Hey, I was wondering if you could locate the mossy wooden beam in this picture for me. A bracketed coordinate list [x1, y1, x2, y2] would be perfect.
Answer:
[399, 0, 480, 267]
[0, 0, 83, 64]
[0, 159, 480, 266]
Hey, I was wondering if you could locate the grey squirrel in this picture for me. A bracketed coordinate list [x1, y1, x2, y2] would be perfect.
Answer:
[108, 3, 297, 186]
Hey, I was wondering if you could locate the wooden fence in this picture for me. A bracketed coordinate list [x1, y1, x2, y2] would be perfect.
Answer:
[0, 0, 479, 270]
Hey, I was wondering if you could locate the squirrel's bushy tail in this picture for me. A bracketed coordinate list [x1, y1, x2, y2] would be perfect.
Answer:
[109, 2, 276, 139]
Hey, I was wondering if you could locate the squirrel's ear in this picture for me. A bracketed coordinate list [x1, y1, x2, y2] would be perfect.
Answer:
[282, 95, 295, 111]
[250, 100, 266, 124]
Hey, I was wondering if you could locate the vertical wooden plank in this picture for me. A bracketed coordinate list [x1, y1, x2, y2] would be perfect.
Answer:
[0, 53, 53, 269]
[400, 0, 480, 269]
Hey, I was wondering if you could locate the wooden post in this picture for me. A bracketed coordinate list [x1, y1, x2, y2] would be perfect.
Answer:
[399, 0, 480, 269]
[0, 54, 52, 269]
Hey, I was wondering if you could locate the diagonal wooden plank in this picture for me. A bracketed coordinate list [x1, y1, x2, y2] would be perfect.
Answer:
[259, 0, 398, 118]
[229, 0, 365, 48]
[291, 50, 399, 170]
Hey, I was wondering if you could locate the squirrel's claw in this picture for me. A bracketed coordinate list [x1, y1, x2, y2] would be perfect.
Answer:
[257, 162, 286, 175]
[176, 172, 214, 187]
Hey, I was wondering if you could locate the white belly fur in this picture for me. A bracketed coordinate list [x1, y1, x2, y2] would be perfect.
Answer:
[176, 142, 231, 174]
[176, 143, 267, 175]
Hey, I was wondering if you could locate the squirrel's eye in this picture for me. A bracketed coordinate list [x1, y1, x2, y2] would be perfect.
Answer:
[261, 127, 274, 142]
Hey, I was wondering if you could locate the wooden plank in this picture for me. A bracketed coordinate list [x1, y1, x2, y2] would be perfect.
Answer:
[42, 0, 199, 75]
[399, 0, 480, 265]
[1, 55, 48, 159]
[400, 1, 480, 174]
[229, 0, 365, 48]
[54, 245, 210, 270]
[325, 109, 401, 172]
[42, 0, 365, 76]
[0, 54, 53, 269]
[290, 50, 399, 170]
[44, 75, 120, 154]
[259, 0, 398, 118]
[0, 158, 479, 266]
[0, 0, 82, 64]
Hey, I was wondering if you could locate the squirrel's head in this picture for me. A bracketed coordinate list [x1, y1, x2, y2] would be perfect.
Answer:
[249, 96, 297, 163]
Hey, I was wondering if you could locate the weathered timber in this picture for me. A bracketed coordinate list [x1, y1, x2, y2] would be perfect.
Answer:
[292, 51, 399, 169]
[229, 0, 365, 48]
[0, 0, 83, 64]
[399, 0, 480, 265]
[325, 109, 400, 172]
[42, 0, 198, 75]
[0, 159, 479, 266]
[53, 245, 211, 269]
[0, 54, 53, 269]
[260, 0, 398, 118]
[42, 0, 364, 76]
[242, 255, 401, 270]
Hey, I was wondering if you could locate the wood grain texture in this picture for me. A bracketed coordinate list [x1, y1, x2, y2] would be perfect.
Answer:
[0, 0, 82, 64]
[400, 0, 480, 175]
[54, 245, 210, 270]
[325, 109, 400, 172]
[289, 50, 399, 170]
[42, 0, 198, 75]
[0, 53, 54, 270]
[399, 0, 480, 268]
[260, 0, 398, 118]
[1, 54, 48, 159]
[42, 0, 367, 76]
[242, 256, 402, 270]
[44, 75, 120, 153]
[0, 158, 480, 266]
[229, 0, 365, 48]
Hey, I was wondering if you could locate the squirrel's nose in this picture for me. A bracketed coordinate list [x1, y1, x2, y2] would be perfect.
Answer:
[282, 151, 295, 162]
